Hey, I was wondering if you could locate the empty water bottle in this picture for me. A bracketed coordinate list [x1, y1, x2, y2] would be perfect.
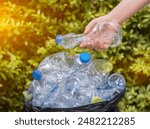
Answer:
[72, 52, 91, 71]
[54, 83, 77, 108]
[56, 33, 84, 49]
[55, 22, 122, 49]
[70, 52, 94, 88]
[94, 73, 125, 101]
[89, 22, 122, 47]
[40, 81, 59, 108]
[31, 85, 44, 107]
[31, 76, 59, 108]
[90, 59, 113, 89]
[108, 73, 126, 91]
[32, 52, 73, 80]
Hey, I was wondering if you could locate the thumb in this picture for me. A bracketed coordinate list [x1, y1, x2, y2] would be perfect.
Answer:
[83, 19, 98, 34]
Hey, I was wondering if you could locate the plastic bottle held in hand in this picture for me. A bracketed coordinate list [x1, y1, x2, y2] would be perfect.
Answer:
[56, 33, 84, 49]
[90, 22, 122, 47]
[55, 22, 122, 49]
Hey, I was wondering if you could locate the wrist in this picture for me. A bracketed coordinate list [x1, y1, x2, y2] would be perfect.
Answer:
[106, 13, 124, 25]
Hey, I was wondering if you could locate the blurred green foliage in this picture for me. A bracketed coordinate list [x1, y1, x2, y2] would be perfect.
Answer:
[0, 0, 149, 111]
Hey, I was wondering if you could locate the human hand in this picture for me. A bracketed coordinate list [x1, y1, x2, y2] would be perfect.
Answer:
[80, 15, 121, 50]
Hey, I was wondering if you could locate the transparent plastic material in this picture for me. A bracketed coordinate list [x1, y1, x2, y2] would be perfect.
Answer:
[24, 52, 125, 109]
[32, 52, 73, 80]
[55, 22, 122, 49]
[56, 33, 84, 49]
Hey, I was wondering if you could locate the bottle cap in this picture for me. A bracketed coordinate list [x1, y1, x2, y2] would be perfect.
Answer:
[55, 35, 62, 44]
[32, 69, 42, 80]
[79, 52, 91, 63]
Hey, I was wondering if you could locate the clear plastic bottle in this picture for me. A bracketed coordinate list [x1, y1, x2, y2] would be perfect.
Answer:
[90, 22, 122, 47]
[55, 22, 122, 49]
[56, 33, 84, 49]
[69, 52, 92, 89]
[107, 73, 126, 90]
[40, 81, 59, 108]
[54, 52, 93, 108]
[90, 59, 113, 89]
[93, 73, 126, 102]
[72, 52, 91, 71]
[32, 52, 73, 80]
[31, 76, 59, 108]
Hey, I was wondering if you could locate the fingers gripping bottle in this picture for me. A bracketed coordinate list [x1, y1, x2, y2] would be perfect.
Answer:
[55, 22, 122, 49]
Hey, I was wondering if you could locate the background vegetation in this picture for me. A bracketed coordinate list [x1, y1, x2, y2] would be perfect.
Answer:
[0, 0, 149, 111]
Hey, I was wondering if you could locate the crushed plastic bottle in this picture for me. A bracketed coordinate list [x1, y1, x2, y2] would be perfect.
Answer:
[31, 77, 59, 108]
[72, 52, 91, 71]
[108, 73, 126, 90]
[55, 22, 122, 49]
[96, 73, 126, 101]
[89, 22, 122, 47]
[32, 51, 73, 80]
[88, 59, 113, 89]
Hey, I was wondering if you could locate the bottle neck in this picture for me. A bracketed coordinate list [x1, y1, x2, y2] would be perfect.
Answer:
[74, 34, 85, 43]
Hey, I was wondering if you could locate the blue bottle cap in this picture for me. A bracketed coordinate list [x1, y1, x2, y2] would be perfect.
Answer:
[55, 35, 62, 45]
[32, 69, 42, 80]
[79, 52, 91, 63]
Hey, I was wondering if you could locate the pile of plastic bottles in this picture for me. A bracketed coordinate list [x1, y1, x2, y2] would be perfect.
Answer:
[23, 51, 125, 109]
